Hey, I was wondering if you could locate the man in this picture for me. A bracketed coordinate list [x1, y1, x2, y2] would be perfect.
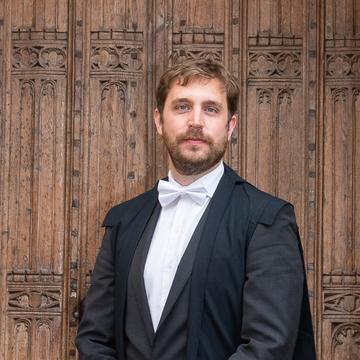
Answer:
[76, 59, 316, 359]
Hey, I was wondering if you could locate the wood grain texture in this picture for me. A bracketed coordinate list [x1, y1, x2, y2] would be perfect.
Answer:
[0, 0, 359, 359]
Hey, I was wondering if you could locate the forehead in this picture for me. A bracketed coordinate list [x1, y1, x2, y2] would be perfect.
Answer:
[166, 77, 226, 102]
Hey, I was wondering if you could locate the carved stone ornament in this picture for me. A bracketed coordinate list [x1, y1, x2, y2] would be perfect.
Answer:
[327, 54, 360, 78]
[91, 46, 143, 72]
[324, 291, 360, 315]
[249, 51, 301, 78]
[13, 46, 66, 71]
[8, 290, 61, 312]
[332, 323, 360, 360]
[171, 48, 223, 64]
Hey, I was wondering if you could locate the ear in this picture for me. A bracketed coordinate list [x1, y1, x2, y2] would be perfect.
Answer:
[154, 108, 163, 135]
[227, 115, 237, 140]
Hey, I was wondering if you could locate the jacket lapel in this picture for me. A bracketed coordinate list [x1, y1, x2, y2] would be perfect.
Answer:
[115, 185, 159, 353]
[129, 203, 161, 344]
[186, 166, 243, 359]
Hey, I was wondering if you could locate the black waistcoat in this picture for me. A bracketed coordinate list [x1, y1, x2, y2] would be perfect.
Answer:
[125, 202, 210, 360]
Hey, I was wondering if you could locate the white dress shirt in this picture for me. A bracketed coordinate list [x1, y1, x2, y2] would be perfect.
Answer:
[144, 162, 224, 331]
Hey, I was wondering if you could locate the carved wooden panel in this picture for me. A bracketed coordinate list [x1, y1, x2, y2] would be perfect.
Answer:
[6, 273, 62, 360]
[0, 0, 69, 358]
[69, 6, 150, 358]
[320, 0, 360, 358]
[0, 0, 359, 359]
[244, 0, 312, 280]
[323, 87, 360, 274]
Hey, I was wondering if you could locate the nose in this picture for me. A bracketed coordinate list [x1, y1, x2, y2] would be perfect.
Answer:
[188, 106, 203, 127]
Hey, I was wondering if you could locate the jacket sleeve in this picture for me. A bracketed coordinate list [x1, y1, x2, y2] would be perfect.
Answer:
[228, 204, 304, 360]
[76, 226, 118, 360]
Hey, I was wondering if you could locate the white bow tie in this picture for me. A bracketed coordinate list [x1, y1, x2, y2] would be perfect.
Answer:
[157, 180, 208, 207]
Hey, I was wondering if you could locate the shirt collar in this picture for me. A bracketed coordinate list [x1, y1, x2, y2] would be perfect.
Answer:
[168, 161, 224, 198]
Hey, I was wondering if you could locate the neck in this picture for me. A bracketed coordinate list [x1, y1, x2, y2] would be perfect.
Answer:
[169, 161, 222, 186]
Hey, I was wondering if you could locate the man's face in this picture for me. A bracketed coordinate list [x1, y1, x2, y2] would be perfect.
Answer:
[154, 77, 237, 176]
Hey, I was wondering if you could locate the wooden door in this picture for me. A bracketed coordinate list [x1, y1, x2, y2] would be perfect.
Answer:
[0, 1, 359, 359]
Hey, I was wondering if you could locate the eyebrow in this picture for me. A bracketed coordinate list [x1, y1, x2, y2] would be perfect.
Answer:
[170, 97, 191, 105]
[170, 98, 224, 109]
[202, 100, 224, 109]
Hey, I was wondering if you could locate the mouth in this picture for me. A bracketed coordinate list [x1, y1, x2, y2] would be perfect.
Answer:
[183, 138, 207, 145]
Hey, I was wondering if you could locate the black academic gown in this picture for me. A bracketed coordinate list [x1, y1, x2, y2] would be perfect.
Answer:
[76, 164, 316, 360]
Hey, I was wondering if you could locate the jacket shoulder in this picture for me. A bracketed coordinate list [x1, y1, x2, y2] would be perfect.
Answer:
[102, 186, 157, 227]
[224, 165, 291, 226]
[240, 181, 291, 226]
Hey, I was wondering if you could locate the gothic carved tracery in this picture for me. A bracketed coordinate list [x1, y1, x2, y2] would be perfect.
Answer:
[13, 46, 67, 71]
[249, 51, 301, 78]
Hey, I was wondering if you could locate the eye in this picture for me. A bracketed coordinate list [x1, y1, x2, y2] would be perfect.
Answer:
[174, 103, 190, 112]
[205, 106, 219, 114]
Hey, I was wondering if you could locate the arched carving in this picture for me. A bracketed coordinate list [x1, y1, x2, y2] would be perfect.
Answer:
[332, 88, 348, 103]
[100, 81, 126, 101]
[257, 88, 273, 105]
[14, 319, 31, 360]
[35, 319, 52, 360]
[40, 80, 57, 98]
[332, 323, 360, 360]
[353, 88, 360, 101]
[278, 88, 294, 106]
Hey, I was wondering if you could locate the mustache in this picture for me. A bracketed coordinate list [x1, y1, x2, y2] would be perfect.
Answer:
[176, 128, 212, 143]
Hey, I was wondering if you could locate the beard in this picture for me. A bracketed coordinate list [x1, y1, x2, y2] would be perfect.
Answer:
[162, 127, 228, 176]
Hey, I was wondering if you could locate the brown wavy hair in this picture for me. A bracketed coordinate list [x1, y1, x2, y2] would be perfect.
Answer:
[156, 59, 240, 117]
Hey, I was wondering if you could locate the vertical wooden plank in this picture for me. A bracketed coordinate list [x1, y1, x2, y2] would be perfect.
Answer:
[259, 0, 271, 33]
[8, 79, 34, 270]
[65, 0, 84, 357]
[277, 88, 305, 224]
[23, 0, 35, 29]
[228, 0, 241, 173]
[306, 0, 322, 354]
[90, 0, 103, 30]
[57, 0, 68, 32]
[356, 0, 360, 35]
[153, 0, 169, 181]
[103, 0, 113, 29]
[354, 90, 360, 273]
[291, 0, 303, 35]
[11, 0, 23, 30]
[280, 0, 292, 34]
[332, 88, 353, 272]
[322, 0, 360, 357]
[44, 0, 56, 30]
[34, 0, 44, 31]
[3, 0, 69, 358]
[126, 80, 147, 199]
[0, 0, 8, 357]
[255, 88, 274, 192]
[247, 0, 259, 36]
[323, 86, 334, 276]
